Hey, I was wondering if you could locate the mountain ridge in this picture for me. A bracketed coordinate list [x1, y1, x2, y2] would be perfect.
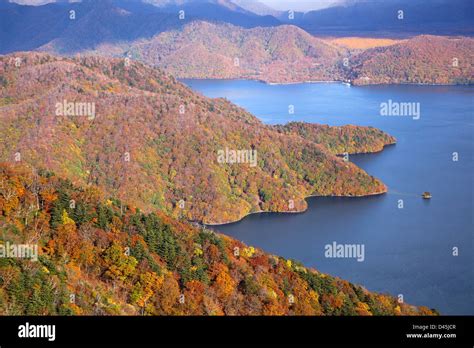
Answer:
[101, 21, 346, 83]
[83, 21, 474, 85]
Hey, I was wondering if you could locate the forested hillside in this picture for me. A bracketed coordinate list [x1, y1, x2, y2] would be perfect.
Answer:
[0, 164, 437, 315]
[84, 22, 473, 85]
[349, 35, 474, 85]
[89, 21, 346, 83]
[275, 123, 396, 155]
[0, 52, 393, 224]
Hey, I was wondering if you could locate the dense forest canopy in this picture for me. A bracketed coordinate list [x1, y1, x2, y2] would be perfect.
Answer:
[83, 22, 474, 85]
[0, 52, 394, 224]
[0, 164, 437, 315]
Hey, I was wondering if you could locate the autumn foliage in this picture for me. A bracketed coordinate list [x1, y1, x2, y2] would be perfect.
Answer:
[0, 164, 437, 316]
[86, 22, 474, 86]
[349, 35, 474, 85]
[0, 52, 392, 224]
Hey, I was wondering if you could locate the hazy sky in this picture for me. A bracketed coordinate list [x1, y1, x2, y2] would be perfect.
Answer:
[259, 0, 344, 11]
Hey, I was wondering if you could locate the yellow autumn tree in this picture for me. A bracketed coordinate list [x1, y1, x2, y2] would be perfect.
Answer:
[214, 264, 236, 300]
[131, 271, 164, 308]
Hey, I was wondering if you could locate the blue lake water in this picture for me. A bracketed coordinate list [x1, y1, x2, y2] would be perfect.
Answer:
[182, 79, 474, 315]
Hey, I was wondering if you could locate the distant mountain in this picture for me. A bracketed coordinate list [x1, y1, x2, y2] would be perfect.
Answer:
[349, 35, 474, 85]
[37, 0, 185, 54]
[230, 0, 282, 17]
[0, 0, 72, 53]
[83, 22, 473, 85]
[0, 0, 172, 53]
[146, 0, 302, 22]
[2, 1, 471, 85]
[0, 52, 392, 224]
[298, 0, 474, 36]
[88, 21, 347, 83]
[4, 0, 472, 42]
[2, 0, 472, 59]
[145, 0, 281, 28]
[0, 0, 281, 54]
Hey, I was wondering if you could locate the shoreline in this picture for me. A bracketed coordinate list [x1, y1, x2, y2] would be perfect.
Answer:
[206, 143, 395, 227]
[263, 80, 346, 86]
[206, 189, 387, 227]
[336, 141, 397, 156]
[180, 76, 473, 87]
[352, 81, 473, 87]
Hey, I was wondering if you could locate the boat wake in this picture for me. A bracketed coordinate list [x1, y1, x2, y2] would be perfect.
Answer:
[387, 190, 420, 198]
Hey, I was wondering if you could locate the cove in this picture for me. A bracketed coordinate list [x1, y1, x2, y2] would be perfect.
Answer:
[182, 79, 474, 315]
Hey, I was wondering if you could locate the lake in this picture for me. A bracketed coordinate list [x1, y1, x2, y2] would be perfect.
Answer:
[182, 79, 474, 315]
